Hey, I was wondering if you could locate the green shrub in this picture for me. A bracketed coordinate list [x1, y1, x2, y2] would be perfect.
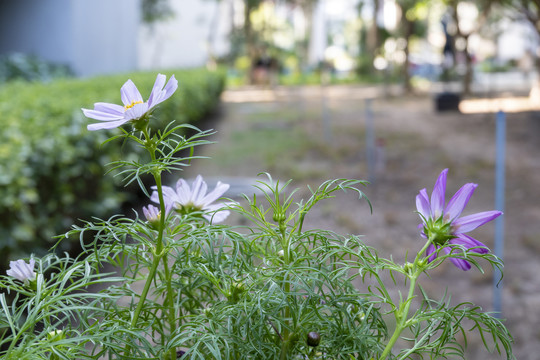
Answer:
[0, 69, 225, 266]
[0, 53, 73, 82]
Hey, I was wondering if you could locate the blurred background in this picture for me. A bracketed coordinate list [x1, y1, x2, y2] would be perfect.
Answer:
[1, 1, 540, 359]
[0, 0, 538, 92]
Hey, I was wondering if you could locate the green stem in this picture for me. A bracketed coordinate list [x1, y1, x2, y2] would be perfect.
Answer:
[280, 280, 292, 360]
[130, 247, 163, 328]
[378, 239, 432, 360]
[296, 211, 306, 236]
[127, 127, 175, 358]
[162, 257, 178, 360]
[279, 225, 292, 360]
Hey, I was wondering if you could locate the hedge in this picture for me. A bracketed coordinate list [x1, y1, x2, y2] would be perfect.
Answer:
[0, 69, 225, 266]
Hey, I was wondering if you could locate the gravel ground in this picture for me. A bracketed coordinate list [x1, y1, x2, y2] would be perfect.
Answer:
[178, 84, 540, 360]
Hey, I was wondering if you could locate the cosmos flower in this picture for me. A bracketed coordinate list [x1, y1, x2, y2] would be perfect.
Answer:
[82, 73, 178, 131]
[151, 175, 230, 223]
[7, 259, 36, 283]
[142, 204, 164, 229]
[143, 204, 161, 222]
[416, 169, 502, 271]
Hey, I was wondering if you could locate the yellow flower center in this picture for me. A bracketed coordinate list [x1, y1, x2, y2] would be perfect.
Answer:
[124, 100, 143, 110]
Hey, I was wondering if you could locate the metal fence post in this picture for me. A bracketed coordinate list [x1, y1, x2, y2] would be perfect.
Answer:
[493, 110, 506, 317]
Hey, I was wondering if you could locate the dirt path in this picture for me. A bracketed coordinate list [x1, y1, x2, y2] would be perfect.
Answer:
[181, 85, 540, 359]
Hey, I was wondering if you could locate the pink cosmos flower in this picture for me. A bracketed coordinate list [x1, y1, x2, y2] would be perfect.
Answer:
[7, 259, 36, 283]
[416, 169, 502, 271]
[82, 73, 178, 131]
[151, 175, 230, 223]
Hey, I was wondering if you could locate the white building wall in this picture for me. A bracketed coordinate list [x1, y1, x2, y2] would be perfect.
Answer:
[138, 0, 232, 69]
[308, 0, 327, 65]
[0, 0, 73, 65]
[71, 0, 140, 77]
[0, 0, 140, 77]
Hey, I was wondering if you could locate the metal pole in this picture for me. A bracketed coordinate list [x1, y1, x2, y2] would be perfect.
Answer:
[493, 110, 506, 316]
[365, 98, 375, 183]
[321, 78, 332, 143]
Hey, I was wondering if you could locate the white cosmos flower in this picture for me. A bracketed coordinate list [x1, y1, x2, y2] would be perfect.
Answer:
[7, 259, 36, 283]
[82, 73, 178, 131]
[151, 175, 231, 223]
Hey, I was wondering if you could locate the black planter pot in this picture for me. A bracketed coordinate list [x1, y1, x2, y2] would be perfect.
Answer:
[434, 92, 461, 112]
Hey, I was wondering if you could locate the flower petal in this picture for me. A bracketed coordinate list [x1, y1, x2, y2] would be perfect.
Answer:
[87, 119, 130, 131]
[449, 257, 472, 271]
[149, 74, 166, 99]
[151, 186, 176, 205]
[175, 179, 192, 204]
[202, 181, 230, 206]
[82, 108, 125, 121]
[445, 183, 477, 222]
[7, 259, 35, 281]
[430, 169, 448, 218]
[202, 203, 230, 223]
[190, 175, 207, 204]
[143, 205, 160, 221]
[416, 188, 431, 220]
[452, 210, 502, 234]
[450, 234, 489, 254]
[124, 102, 149, 121]
[426, 244, 438, 262]
[94, 102, 125, 115]
[442, 247, 472, 270]
[148, 74, 178, 109]
[120, 79, 143, 106]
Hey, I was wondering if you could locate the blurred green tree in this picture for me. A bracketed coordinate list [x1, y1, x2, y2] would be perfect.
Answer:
[396, 0, 430, 93]
[442, 0, 500, 95]
[510, 0, 540, 87]
[141, 0, 174, 23]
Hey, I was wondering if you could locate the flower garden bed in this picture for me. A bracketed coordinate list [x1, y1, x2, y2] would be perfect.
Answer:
[0, 75, 514, 359]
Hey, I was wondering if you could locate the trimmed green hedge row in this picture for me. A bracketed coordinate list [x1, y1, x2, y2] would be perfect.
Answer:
[0, 69, 225, 265]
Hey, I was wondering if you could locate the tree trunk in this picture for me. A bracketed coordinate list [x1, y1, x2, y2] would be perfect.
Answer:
[450, 2, 473, 96]
[463, 39, 474, 96]
[366, 0, 380, 71]
[403, 17, 415, 93]
[244, 1, 255, 59]
[244, 0, 259, 84]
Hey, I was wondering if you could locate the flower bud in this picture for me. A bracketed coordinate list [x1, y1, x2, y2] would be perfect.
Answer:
[203, 306, 212, 318]
[47, 329, 65, 341]
[403, 262, 414, 275]
[273, 210, 286, 223]
[227, 281, 246, 302]
[306, 331, 321, 347]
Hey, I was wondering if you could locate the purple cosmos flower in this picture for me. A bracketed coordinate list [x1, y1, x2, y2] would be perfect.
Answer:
[151, 175, 230, 223]
[7, 259, 36, 283]
[416, 169, 502, 271]
[82, 73, 178, 131]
